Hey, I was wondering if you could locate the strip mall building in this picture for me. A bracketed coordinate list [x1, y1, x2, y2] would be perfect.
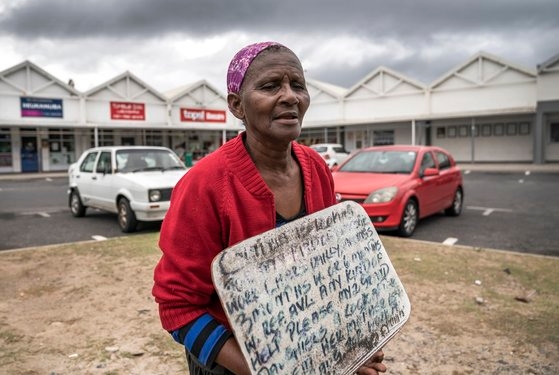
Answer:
[0, 51, 558, 174]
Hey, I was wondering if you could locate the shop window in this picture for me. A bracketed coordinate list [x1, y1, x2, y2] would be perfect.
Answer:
[0, 128, 12, 167]
[519, 122, 530, 135]
[472, 125, 480, 137]
[92, 130, 114, 147]
[436, 127, 446, 138]
[447, 126, 456, 138]
[506, 123, 517, 136]
[225, 131, 239, 143]
[146, 130, 163, 146]
[494, 123, 504, 136]
[373, 130, 394, 146]
[326, 129, 338, 144]
[48, 128, 75, 168]
[551, 123, 559, 143]
[481, 124, 492, 136]
[299, 128, 326, 145]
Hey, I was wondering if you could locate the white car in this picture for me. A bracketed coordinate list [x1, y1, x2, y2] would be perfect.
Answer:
[310, 143, 350, 169]
[68, 146, 187, 232]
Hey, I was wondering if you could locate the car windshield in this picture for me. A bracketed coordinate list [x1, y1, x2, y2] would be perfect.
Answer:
[339, 150, 417, 174]
[116, 149, 185, 172]
[311, 146, 327, 153]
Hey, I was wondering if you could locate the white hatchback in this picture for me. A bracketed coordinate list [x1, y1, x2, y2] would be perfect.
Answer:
[310, 143, 350, 169]
[68, 146, 187, 232]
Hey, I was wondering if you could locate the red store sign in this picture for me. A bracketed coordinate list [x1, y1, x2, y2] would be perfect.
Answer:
[110, 101, 145, 121]
[181, 108, 226, 123]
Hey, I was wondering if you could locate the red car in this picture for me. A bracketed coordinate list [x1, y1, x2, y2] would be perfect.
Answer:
[332, 145, 463, 237]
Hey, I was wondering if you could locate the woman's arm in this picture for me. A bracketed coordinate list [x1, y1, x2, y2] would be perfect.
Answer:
[215, 337, 251, 375]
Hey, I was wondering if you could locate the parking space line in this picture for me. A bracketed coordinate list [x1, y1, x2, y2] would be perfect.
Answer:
[467, 206, 513, 216]
[92, 235, 107, 241]
[443, 237, 458, 246]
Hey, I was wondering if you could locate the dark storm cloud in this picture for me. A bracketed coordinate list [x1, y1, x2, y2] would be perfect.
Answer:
[1, 0, 557, 89]
[2, 0, 558, 40]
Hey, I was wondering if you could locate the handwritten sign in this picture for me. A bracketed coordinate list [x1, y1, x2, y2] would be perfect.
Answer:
[212, 201, 410, 375]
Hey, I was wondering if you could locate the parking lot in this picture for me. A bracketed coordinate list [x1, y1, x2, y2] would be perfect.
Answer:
[1, 166, 558, 256]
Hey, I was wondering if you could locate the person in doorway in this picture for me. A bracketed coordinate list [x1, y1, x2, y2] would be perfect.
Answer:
[152, 42, 387, 375]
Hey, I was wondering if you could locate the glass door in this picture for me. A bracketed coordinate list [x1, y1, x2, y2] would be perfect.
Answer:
[21, 136, 39, 172]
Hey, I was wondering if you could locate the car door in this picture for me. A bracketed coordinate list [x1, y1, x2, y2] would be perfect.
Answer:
[415, 150, 442, 216]
[92, 151, 117, 212]
[75, 151, 99, 205]
[434, 151, 457, 209]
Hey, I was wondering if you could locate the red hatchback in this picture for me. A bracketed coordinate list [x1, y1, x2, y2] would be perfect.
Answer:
[332, 145, 464, 237]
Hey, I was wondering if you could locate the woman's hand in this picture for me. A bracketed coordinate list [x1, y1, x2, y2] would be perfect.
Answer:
[355, 349, 386, 375]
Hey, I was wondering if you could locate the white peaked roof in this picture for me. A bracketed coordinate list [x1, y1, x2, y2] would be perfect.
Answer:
[84, 70, 167, 102]
[164, 80, 226, 106]
[0, 60, 80, 97]
[306, 78, 347, 100]
[430, 51, 537, 90]
[345, 66, 427, 99]
[537, 52, 559, 74]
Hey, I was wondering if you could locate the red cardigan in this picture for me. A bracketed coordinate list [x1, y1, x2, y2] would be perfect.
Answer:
[152, 133, 336, 331]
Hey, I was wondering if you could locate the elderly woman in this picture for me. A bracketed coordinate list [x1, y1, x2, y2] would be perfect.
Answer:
[153, 42, 386, 375]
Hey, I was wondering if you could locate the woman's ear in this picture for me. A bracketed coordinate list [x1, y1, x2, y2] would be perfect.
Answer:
[227, 93, 245, 121]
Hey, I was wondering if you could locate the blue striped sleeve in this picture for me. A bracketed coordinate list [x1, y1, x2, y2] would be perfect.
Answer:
[171, 313, 232, 367]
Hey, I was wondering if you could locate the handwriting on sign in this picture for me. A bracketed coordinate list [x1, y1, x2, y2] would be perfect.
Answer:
[212, 201, 410, 375]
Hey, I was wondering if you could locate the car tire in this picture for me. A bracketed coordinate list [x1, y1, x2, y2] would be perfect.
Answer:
[70, 190, 87, 217]
[118, 198, 138, 233]
[445, 188, 463, 216]
[398, 199, 418, 237]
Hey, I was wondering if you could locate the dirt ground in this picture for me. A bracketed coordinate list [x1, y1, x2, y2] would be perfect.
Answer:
[0, 234, 557, 375]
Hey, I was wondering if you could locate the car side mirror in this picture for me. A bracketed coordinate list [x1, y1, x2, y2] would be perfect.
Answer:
[422, 167, 439, 177]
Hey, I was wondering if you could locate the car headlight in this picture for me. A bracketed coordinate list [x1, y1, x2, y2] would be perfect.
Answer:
[364, 187, 398, 203]
[149, 189, 162, 202]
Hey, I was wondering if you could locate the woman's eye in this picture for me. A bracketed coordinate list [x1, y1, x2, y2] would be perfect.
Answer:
[260, 83, 278, 91]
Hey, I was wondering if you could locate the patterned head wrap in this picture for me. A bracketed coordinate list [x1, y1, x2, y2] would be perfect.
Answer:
[227, 41, 285, 94]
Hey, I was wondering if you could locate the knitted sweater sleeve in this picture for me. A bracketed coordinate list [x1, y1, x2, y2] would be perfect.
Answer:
[152, 155, 229, 331]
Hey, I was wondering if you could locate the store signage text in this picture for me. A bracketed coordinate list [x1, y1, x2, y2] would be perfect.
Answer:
[20, 97, 63, 118]
[181, 108, 226, 123]
[110, 101, 145, 121]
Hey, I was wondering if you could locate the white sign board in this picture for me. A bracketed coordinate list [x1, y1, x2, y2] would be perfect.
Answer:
[212, 201, 410, 375]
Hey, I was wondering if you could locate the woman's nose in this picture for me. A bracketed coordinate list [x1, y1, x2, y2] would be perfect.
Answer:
[279, 82, 299, 105]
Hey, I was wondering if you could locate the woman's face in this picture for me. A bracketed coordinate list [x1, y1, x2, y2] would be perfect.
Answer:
[230, 48, 310, 144]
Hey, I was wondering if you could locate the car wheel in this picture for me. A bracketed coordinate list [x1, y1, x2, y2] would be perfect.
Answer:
[70, 190, 87, 217]
[118, 198, 138, 233]
[398, 199, 418, 237]
[445, 188, 463, 216]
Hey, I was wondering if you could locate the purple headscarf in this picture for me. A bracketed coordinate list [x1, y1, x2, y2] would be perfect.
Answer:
[226, 41, 285, 94]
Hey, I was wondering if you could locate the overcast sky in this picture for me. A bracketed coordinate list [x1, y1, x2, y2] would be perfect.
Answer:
[1, 0, 558, 95]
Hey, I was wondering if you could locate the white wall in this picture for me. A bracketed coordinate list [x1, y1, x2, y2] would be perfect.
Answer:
[537, 72, 559, 101]
[431, 83, 537, 115]
[344, 94, 427, 121]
